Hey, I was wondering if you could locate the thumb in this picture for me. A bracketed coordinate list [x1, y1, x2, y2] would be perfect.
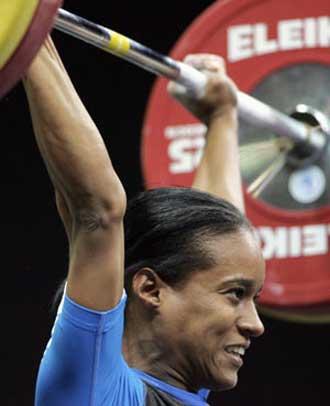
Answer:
[167, 80, 188, 99]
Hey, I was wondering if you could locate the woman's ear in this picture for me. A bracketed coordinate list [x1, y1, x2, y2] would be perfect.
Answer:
[132, 268, 167, 308]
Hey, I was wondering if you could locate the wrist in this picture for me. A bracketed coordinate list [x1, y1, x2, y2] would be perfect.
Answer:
[207, 105, 238, 126]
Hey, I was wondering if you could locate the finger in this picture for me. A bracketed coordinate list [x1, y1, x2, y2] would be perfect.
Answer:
[183, 54, 226, 73]
[167, 80, 188, 98]
[184, 53, 224, 64]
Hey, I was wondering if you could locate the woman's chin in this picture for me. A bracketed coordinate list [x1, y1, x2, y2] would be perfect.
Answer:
[210, 371, 238, 392]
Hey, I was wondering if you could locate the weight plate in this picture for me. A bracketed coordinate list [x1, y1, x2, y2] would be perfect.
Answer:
[142, 0, 330, 320]
[0, 0, 63, 99]
[0, 0, 39, 70]
[258, 303, 330, 324]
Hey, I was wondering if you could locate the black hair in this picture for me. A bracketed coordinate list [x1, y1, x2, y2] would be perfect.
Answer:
[124, 187, 251, 293]
[52, 187, 251, 309]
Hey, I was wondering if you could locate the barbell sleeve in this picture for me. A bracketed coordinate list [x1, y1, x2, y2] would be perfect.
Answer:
[54, 8, 328, 151]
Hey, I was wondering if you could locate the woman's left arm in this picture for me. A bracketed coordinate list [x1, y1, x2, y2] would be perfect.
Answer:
[168, 54, 244, 212]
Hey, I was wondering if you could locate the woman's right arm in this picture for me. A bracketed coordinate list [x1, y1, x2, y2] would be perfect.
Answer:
[24, 37, 126, 310]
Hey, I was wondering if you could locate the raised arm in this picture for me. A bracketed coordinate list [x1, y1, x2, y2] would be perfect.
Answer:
[23, 37, 126, 310]
[168, 54, 244, 212]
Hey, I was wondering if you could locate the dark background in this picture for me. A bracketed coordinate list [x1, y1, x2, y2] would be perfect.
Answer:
[1, 1, 330, 405]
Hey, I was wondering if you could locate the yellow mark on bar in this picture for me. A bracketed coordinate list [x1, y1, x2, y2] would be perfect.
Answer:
[108, 31, 130, 54]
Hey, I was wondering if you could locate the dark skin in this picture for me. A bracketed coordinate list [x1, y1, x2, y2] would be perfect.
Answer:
[124, 229, 265, 392]
[25, 38, 264, 396]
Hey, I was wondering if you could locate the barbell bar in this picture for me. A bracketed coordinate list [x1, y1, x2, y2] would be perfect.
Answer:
[0, 2, 328, 152]
[54, 8, 328, 151]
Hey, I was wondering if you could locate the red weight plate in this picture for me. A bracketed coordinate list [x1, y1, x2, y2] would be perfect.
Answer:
[0, 0, 63, 99]
[142, 0, 330, 311]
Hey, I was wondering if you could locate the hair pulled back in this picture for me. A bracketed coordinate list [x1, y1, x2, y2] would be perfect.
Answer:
[124, 187, 251, 292]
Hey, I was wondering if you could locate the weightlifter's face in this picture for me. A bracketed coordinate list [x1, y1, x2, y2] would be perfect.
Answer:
[160, 229, 265, 391]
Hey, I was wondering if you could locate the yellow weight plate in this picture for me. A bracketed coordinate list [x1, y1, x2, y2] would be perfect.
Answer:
[0, 0, 39, 69]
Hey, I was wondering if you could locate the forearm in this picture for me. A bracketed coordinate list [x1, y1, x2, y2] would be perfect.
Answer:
[192, 108, 245, 212]
[23, 39, 126, 222]
[168, 54, 243, 210]
[23, 39, 126, 310]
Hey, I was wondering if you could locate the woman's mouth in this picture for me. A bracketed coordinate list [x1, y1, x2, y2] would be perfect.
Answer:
[224, 345, 245, 367]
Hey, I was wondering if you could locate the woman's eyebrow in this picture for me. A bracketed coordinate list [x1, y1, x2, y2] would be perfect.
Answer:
[221, 278, 255, 289]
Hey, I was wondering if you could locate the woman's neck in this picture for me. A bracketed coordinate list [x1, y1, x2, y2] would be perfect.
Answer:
[123, 320, 199, 393]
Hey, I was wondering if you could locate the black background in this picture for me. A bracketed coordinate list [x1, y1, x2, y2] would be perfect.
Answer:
[1, 1, 330, 405]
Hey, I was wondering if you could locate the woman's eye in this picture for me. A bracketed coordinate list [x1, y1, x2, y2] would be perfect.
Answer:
[227, 288, 245, 301]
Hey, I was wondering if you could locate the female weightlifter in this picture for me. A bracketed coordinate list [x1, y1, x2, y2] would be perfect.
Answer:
[24, 37, 265, 406]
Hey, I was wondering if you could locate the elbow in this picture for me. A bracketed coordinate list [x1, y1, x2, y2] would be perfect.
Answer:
[102, 179, 127, 221]
[73, 179, 127, 232]
[105, 190, 127, 223]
